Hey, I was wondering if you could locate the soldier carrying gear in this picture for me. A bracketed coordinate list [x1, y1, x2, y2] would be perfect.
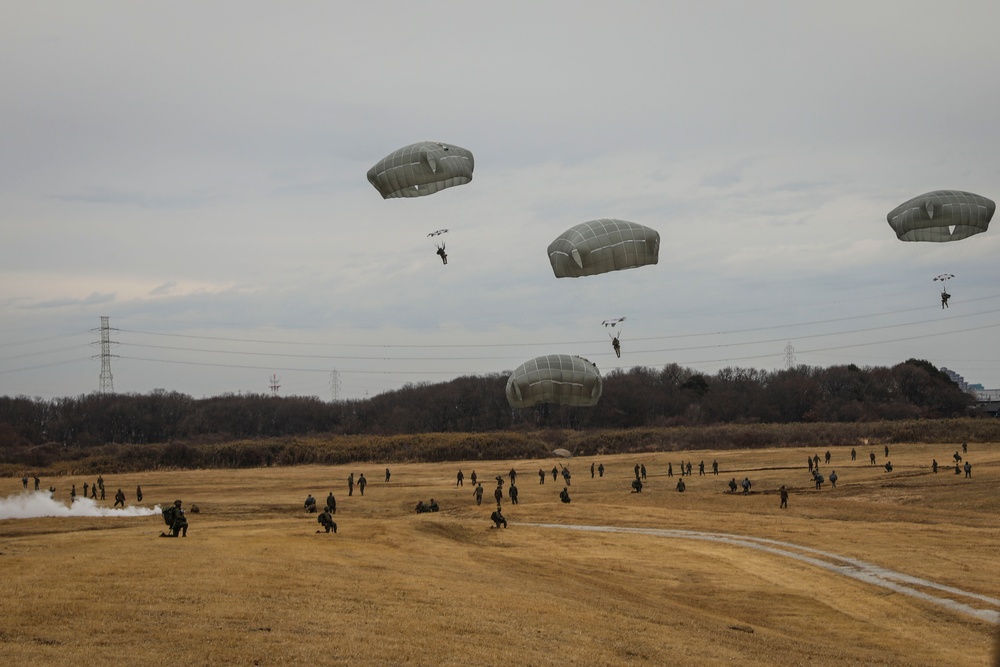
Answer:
[490, 508, 507, 529]
[161, 500, 188, 538]
[317, 507, 337, 534]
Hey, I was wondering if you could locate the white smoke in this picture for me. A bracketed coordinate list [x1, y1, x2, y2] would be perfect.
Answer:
[0, 491, 162, 520]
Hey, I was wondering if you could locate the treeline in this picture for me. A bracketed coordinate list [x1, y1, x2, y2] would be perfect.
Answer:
[5, 419, 1000, 477]
[0, 359, 978, 454]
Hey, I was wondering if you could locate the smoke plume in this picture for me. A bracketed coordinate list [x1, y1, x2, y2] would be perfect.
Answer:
[0, 491, 161, 520]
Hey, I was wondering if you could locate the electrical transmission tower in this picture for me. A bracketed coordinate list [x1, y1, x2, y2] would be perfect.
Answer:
[93, 316, 118, 394]
[783, 342, 796, 369]
[269, 374, 281, 396]
[329, 370, 341, 402]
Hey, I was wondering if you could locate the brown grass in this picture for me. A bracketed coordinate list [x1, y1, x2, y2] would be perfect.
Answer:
[1, 441, 998, 666]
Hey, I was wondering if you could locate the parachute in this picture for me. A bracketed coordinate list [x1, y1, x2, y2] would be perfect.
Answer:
[367, 142, 474, 199]
[551, 449, 573, 458]
[505, 354, 603, 408]
[548, 219, 660, 278]
[603, 317, 626, 358]
[934, 274, 954, 308]
[428, 229, 449, 265]
[887, 190, 995, 242]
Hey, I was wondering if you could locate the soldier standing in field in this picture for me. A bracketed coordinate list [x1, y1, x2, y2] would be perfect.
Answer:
[780, 486, 789, 509]
[473, 484, 484, 506]
[358, 474, 367, 496]
[326, 492, 337, 514]
[457, 470, 465, 487]
[538, 469, 545, 484]
[348, 473, 354, 496]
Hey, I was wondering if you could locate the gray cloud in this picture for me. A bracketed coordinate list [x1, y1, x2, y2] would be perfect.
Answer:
[2, 2, 999, 400]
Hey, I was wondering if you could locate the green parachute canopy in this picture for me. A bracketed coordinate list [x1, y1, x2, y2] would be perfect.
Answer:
[505, 354, 603, 408]
[887, 190, 995, 242]
[548, 219, 660, 278]
[367, 141, 474, 199]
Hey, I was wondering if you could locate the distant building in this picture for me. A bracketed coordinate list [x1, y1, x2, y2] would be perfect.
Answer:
[941, 367, 970, 391]
[940, 367, 1000, 407]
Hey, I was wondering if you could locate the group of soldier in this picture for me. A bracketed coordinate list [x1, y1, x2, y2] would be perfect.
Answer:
[17, 470, 196, 538]
[20, 473, 149, 512]
[292, 440, 984, 536]
[931, 443, 974, 477]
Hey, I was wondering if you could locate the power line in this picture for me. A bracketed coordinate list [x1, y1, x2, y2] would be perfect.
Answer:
[113, 292, 1000, 351]
[113, 306, 1000, 363]
[116, 319, 1000, 377]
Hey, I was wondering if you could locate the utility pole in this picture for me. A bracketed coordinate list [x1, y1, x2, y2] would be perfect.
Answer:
[93, 316, 118, 394]
[269, 374, 281, 396]
[783, 342, 796, 369]
[329, 370, 341, 402]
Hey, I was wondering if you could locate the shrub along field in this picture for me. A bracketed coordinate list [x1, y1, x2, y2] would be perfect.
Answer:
[1, 440, 998, 666]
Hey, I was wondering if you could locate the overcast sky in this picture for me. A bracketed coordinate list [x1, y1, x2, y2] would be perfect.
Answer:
[2, 1, 999, 401]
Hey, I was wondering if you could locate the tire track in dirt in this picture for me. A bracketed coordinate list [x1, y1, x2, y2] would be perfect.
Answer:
[524, 523, 1000, 623]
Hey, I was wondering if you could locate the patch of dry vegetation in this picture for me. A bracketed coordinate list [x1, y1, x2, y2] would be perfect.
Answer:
[1, 440, 998, 666]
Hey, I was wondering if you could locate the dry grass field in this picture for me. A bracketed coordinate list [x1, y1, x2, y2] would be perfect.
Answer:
[2, 440, 998, 666]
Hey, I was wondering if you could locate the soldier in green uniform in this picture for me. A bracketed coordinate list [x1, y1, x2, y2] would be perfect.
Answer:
[161, 500, 188, 537]
[490, 507, 507, 528]
[317, 507, 337, 534]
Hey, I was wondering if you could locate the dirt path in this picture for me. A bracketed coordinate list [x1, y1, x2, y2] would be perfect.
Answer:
[525, 522, 1000, 624]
